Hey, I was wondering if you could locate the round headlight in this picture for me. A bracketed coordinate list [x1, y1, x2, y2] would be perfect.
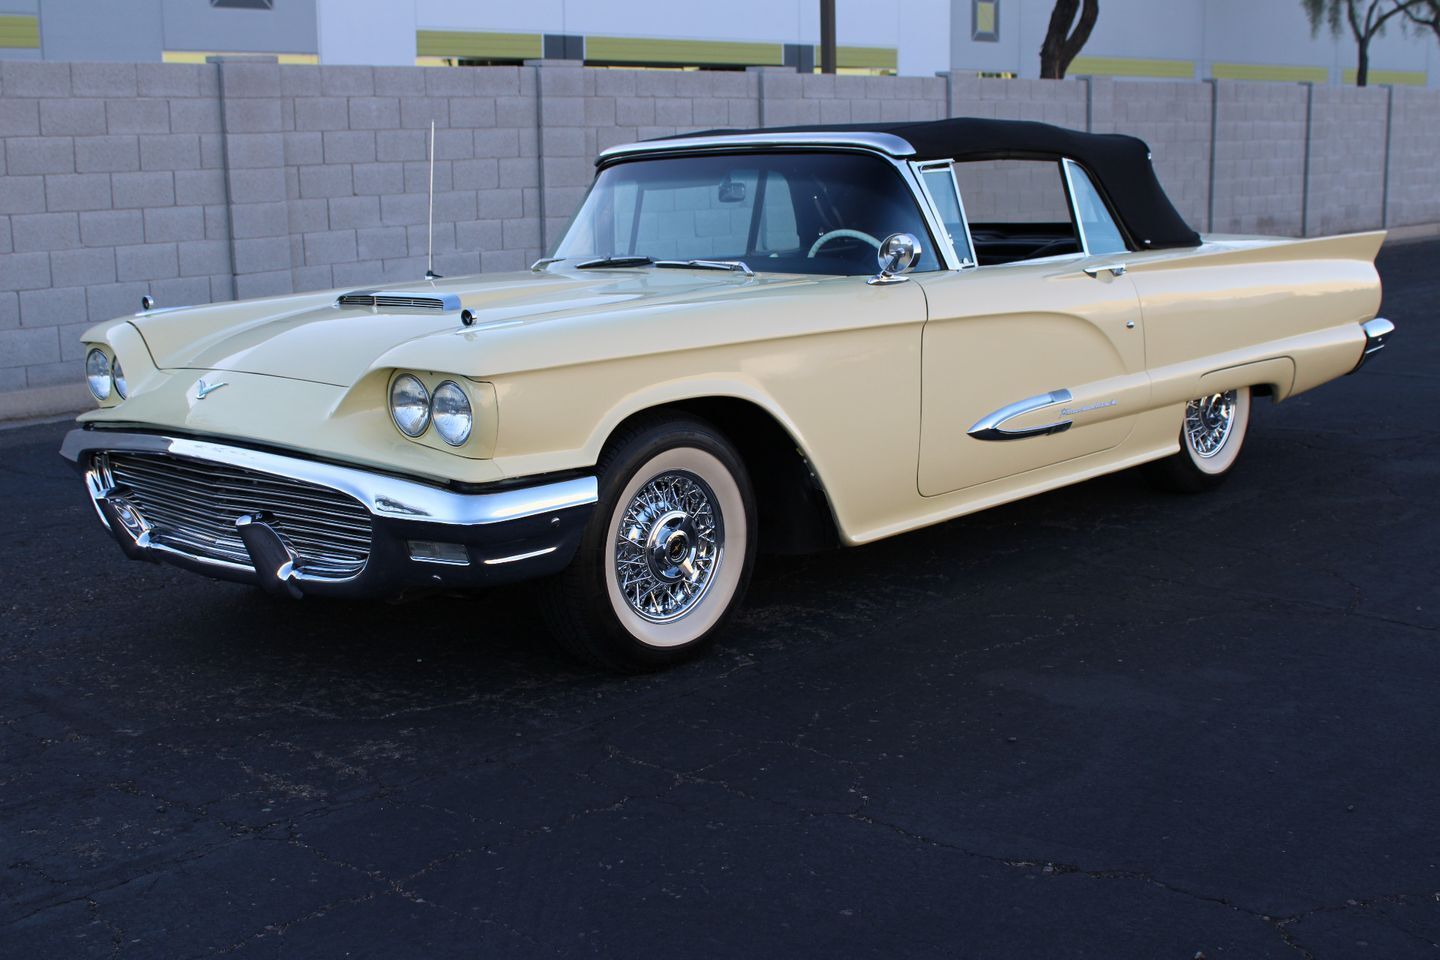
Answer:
[112, 359, 128, 400]
[389, 374, 430, 437]
[431, 381, 473, 446]
[85, 348, 111, 400]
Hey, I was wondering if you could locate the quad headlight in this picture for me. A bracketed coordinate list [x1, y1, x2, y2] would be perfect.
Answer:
[389, 374, 431, 437]
[430, 381, 473, 446]
[85, 348, 112, 400]
[112, 359, 128, 400]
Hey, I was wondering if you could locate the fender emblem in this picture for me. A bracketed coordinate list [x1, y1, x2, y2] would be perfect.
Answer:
[1060, 399, 1117, 416]
[195, 378, 229, 399]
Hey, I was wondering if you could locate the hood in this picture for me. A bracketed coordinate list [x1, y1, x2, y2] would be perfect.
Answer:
[131, 268, 808, 388]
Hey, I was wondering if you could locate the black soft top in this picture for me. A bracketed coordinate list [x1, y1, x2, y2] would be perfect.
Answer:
[666, 117, 1201, 251]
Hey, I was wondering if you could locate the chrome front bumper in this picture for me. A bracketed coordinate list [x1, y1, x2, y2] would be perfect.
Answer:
[1351, 316, 1395, 373]
[60, 429, 597, 599]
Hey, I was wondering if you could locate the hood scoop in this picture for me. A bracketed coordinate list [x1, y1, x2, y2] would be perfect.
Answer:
[336, 289, 461, 311]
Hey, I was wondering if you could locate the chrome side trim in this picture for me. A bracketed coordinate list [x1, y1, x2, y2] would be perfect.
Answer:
[597, 131, 916, 164]
[484, 546, 559, 566]
[1351, 316, 1395, 373]
[968, 389, 1075, 442]
[61, 430, 597, 527]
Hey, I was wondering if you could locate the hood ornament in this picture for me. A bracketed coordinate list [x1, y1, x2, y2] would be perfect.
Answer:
[195, 378, 228, 399]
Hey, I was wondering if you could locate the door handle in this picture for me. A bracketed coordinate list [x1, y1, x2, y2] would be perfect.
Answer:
[1083, 263, 1127, 278]
[968, 389, 1074, 442]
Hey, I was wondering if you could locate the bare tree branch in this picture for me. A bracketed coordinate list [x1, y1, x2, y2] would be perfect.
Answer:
[1039, 0, 1100, 80]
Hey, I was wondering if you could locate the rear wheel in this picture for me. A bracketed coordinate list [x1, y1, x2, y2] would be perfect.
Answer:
[542, 416, 755, 671]
[1144, 387, 1251, 493]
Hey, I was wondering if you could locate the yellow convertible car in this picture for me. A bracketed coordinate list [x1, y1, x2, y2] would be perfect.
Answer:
[62, 118, 1394, 669]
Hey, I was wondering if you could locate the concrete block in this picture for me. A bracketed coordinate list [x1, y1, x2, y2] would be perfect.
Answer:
[137, 64, 204, 98]
[331, 259, 390, 287]
[5, 139, 72, 176]
[406, 221, 455, 256]
[453, 157, 499, 190]
[320, 66, 374, 97]
[479, 188, 524, 220]
[352, 161, 405, 195]
[109, 171, 172, 209]
[220, 98, 282, 133]
[139, 134, 202, 171]
[303, 230, 358, 265]
[83, 280, 147, 320]
[173, 169, 225, 206]
[233, 236, 292, 274]
[175, 238, 229, 277]
[11, 212, 80, 252]
[376, 128, 427, 161]
[298, 164, 353, 198]
[496, 157, 536, 189]
[104, 99, 171, 135]
[40, 99, 107, 137]
[0, 251, 52, 290]
[168, 99, 222, 134]
[294, 97, 349, 131]
[230, 200, 289, 239]
[323, 130, 376, 163]
[0, 327, 59, 367]
[328, 195, 381, 229]
[291, 264, 334, 292]
[219, 61, 280, 98]
[475, 126, 520, 158]
[455, 218, 502, 251]
[79, 209, 143, 247]
[50, 247, 117, 286]
[74, 135, 140, 173]
[143, 206, 205, 243]
[224, 132, 284, 169]
[0, 291, 15, 330]
[0, 99, 41, 137]
[449, 97, 498, 128]
[433, 128, 473, 160]
[45, 173, 112, 212]
[1, 61, 71, 98]
[279, 64, 322, 98]
[480, 248, 525, 273]
[432, 190, 476, 223]
[116, 243, 179, 281]
[71, 63, 138, 98]
[18, 285, 87, 329]
[400, 96, 448, 129]
[495, 96, 534, 129]
[424, 67, 475, 98]
[287, 197, 329, 233]
[381, 192, 428, 225]
[349, 97, 400, 130]
[374, 67, 426, 97]
[502, 217, 539, 250]
[403, 159, 452, 193]
[146, 275, 212, 308]
[234, 269, 293, 299]
[356, 225, 409, 260]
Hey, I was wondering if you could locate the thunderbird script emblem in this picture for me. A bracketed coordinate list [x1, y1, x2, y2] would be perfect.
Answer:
[194, 378, 228, 399]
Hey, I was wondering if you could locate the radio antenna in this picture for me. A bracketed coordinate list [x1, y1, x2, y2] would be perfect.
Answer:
[425, 119, 441, 280]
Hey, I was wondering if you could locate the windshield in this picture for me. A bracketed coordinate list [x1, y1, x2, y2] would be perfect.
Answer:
[553, 152, 940, 276]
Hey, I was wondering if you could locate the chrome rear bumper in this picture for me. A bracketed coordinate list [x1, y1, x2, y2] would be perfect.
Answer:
[60, 428, 596, 599]
[1351, 316, 1395, 373]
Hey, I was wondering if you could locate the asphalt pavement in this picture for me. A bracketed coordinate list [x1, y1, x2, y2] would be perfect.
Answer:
[2, 240, 1438, 959]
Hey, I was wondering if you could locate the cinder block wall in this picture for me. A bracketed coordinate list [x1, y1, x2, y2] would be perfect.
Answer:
[1, 58, 1438, 415]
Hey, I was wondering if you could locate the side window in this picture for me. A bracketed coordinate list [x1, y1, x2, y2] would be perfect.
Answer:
[1064, 161, 1128, 256]
[951, 160, 1081, 266]
[756, 170, 800, 254]
[919, 166, 974, 266]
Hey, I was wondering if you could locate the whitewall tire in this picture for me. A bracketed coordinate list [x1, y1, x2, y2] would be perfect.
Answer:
[1144, 386, 1252, 493]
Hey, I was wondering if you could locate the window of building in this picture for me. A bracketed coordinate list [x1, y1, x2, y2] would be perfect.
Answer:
[972, 0, 1000, 42]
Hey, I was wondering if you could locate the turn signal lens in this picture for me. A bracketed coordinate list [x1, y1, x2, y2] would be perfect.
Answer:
[389, 374, 430, 437]
[85, 348, 112, 401]
[431, 380, 473, 446]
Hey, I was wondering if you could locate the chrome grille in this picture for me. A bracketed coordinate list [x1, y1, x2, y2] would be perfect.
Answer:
[101, 452, 372, 579]
[336, 291, 458, 311]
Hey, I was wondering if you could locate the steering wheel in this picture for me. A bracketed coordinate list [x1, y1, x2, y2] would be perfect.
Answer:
[807, 229, 882, 258]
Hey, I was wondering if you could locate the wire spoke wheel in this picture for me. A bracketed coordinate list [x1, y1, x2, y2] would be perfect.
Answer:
[1184, 390, 1239, 459]
[612, 470, 724, 623]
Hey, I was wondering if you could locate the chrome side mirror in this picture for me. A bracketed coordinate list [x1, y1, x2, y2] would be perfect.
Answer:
[868, 233, 921, 285]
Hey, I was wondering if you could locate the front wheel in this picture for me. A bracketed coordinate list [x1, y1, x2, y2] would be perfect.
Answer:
[542, 416, 755, 671]
[1144, 387, 1252, 493]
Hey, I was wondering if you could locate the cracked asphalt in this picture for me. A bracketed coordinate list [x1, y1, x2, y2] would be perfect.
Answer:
[3, 239, 1438, 959]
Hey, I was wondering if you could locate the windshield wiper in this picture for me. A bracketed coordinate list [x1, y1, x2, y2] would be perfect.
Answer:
[575, 255, 654, 269]
[655, 259, 755, 277]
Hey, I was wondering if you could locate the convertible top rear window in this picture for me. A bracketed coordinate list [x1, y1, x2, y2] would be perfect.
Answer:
[554, 152, 940, 276]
